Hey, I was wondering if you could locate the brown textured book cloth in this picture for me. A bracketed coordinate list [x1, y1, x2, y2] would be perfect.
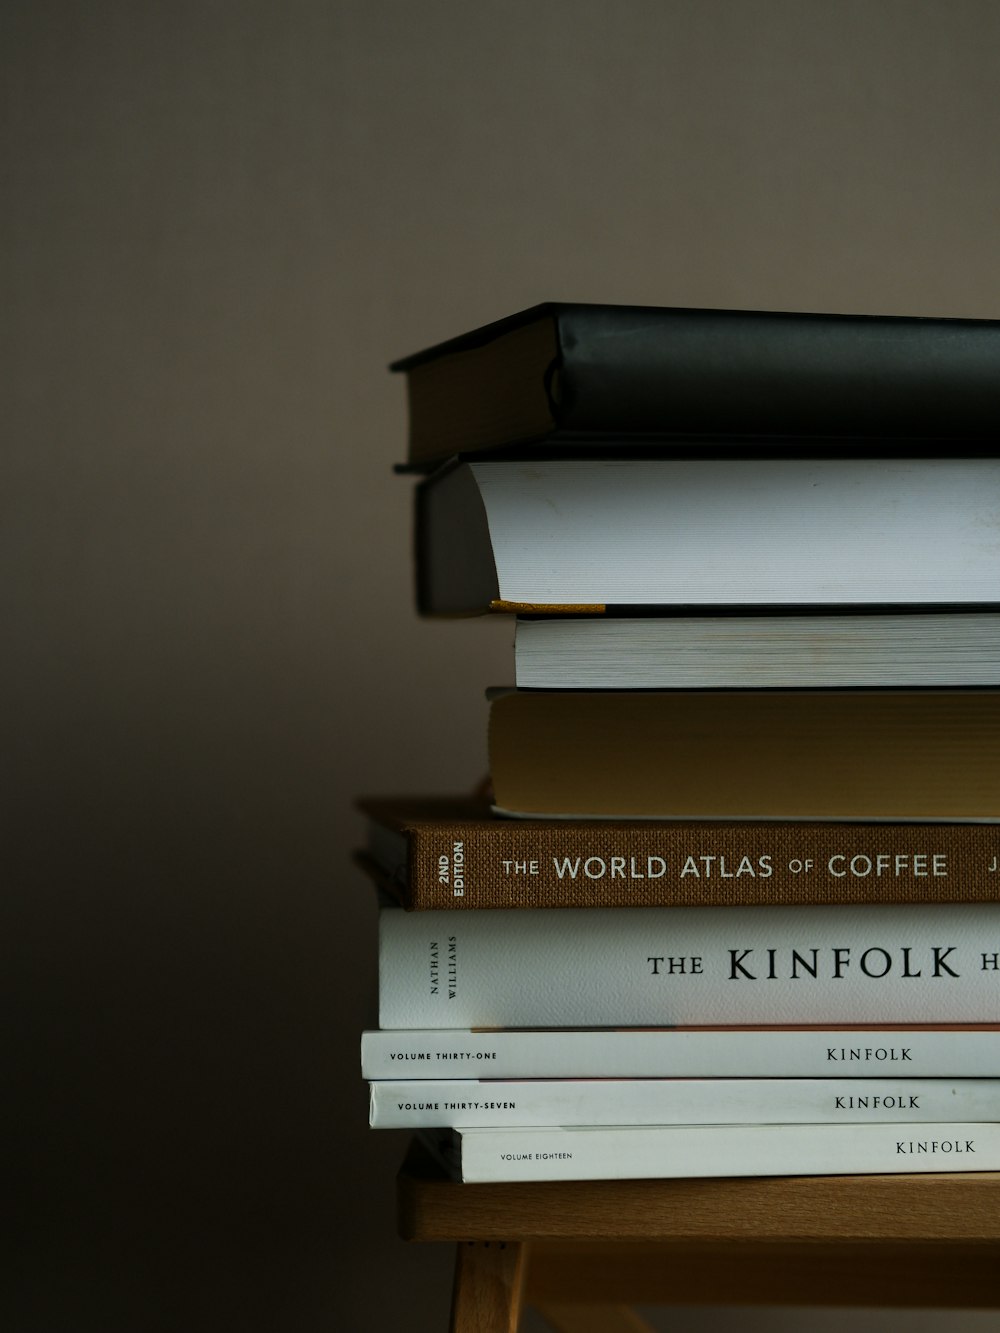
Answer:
[356, 796, 1000, 911]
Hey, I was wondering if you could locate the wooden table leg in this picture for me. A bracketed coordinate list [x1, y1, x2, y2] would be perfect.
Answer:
[450, 1241, 527, 1333]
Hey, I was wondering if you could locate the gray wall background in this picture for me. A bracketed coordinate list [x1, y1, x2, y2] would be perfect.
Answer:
[5, 3, 1000, 1329]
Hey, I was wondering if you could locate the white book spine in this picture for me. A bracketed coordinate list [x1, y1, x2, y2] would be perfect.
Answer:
[369, 1077, 1000, 1129]
[378, 902, 1000, 1029]
[359, 1026, 1000, 1080]
[449, 1121, 1000, 1183]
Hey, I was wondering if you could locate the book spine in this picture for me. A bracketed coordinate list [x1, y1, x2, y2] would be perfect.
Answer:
[395, 820, 1000, 910]
[360, 1026, 1000, 1080]
[377, 901, 1000, 1029]
[449, 1120, 1000, 1183]
[368, 1076, 1000, 1130]
[555, 305, 1000, 441]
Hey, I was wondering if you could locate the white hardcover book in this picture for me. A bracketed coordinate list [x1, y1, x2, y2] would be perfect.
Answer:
[378, 901, 1000, 1030]
[439, 1121, 1000, 1183]
[360, 1026, 1000, 1080]
[513, 613, 1000, 690]
[369, 1076, 1000, 1129]
[417, 458, 1000, 613]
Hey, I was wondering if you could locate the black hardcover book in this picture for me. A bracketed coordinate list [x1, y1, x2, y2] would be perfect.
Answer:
[391, 303, 1000, 467]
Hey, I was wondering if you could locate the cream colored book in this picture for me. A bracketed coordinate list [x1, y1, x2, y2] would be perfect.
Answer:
[360, 1025, 1000, 1080]
[432, 1121, 1000, 1182]
[369, 1076, 1000, 1130]
[377, 900, 1000, 1030]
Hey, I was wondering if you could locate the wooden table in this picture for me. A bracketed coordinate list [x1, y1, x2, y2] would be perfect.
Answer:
[397, 1139, 1000, 1332]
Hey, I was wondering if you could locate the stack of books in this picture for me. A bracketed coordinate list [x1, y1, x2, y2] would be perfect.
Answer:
[360, 302, 1000, 1184]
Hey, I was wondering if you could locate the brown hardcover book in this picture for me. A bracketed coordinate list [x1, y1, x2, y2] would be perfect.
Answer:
[356, 796, 1000, 911]
[487, 689, 1000, 821]
[390, 303, 1000, 468]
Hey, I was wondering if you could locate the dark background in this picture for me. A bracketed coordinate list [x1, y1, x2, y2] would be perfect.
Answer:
[5, 3, 1000, 1329]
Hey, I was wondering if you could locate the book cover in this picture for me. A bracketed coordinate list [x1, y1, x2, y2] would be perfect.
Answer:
[357, 795, 1000, 910]
[360, 1025, 1000, 1080]
[392, 303, 1000, 467]
[487, 689, 1000, 820]
[368, 1075, 1000, 1129]
[377, 900, 1000, 1029]
[436, 1120, 1000, 1183]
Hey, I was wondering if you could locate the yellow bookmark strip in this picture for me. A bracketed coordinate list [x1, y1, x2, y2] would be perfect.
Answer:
[489, 600, 606, 614]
